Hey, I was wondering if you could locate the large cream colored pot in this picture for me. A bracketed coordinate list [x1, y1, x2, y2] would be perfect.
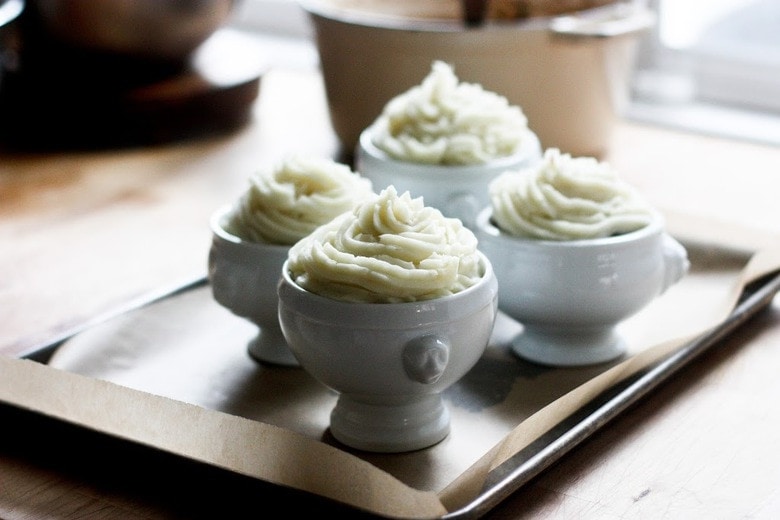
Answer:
[301, 0, 654, 158]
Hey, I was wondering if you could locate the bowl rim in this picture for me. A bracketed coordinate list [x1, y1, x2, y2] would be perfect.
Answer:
[278, 251, 498, 325]
[210, 204, 291, 252]
[357, 122, 542, 175]
[475, 206, 666, 247]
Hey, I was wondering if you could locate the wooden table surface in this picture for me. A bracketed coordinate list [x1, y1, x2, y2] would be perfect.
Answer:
[2, 64, 780, 519]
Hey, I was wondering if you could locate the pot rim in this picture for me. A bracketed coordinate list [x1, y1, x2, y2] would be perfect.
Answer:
[300, 0, 653, 37]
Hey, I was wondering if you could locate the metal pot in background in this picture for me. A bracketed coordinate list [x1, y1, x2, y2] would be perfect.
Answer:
[302, 0, 655, 158]
[0, 0, 264, 152]
[0, 0, 24, 85]
[30, 0, 237, 63]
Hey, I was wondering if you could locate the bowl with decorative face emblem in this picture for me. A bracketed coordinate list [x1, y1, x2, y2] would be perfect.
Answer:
[475, 207, 689, 367]
[354, 60, 543, 230]
[208, 204, 297, 366]
[474, 147, 689, 366]
[277, 251, 498, 453]
[207, 155, 376, 366]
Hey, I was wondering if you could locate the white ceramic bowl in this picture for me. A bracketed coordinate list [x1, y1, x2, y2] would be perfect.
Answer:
[277, 252, 498, 453]
[207, 205, 298, 367]
[302, 0, 654, 158]
[474, 208, 689, 366]
[356, 124, 542, 229]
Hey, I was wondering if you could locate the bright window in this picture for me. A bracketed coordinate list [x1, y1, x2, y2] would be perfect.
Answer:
[630, 0, 780, 145]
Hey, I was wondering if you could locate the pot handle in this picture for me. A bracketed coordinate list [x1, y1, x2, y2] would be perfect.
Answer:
[549, 3, 656, 39]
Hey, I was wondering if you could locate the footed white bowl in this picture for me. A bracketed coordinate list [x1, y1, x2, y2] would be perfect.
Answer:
[277, 252, 498, 453]
[355, 125, 542, 229]
[475, 208, 689, 366]
[208, 205, 298, 367]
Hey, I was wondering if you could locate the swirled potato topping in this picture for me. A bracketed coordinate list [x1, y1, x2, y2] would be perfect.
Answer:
[287, 185, 484, 302]
[225, 155, 376, 245]
[489, 148, 655, 240]
[370, 61, 532, 166]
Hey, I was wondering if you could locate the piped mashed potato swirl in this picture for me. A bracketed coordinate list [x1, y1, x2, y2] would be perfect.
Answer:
[489, 148, 655, 240]
[287, 185, 484, 303]
[371, 60, 531, 166]
[225, 155, 376, 245]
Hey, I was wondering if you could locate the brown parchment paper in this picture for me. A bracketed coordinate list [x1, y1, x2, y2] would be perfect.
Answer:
[1, 246, 779, 519]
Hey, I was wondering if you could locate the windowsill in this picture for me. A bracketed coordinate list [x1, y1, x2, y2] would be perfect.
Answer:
[626, 100, 780, 149]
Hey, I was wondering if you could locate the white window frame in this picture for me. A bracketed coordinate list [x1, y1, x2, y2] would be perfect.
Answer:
[629, 0, 780, 146]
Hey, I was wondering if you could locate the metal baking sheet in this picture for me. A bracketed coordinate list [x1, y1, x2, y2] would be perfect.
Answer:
[15, 246, 780, 519]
